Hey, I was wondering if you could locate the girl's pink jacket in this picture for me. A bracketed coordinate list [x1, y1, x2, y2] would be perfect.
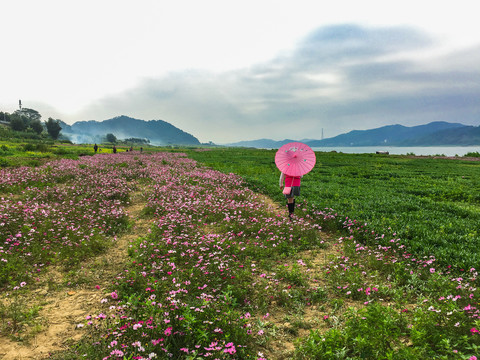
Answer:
[279, 173, 301, 187]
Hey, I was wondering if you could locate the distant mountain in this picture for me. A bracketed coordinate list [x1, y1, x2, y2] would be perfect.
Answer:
[306, 122, 468, 147]
[226, 122, 477, 148]
[59, 115, 200, 145]
[402, 125, 480, 146]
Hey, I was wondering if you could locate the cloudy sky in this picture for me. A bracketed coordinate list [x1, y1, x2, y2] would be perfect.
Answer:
[1, 0, 479, 143]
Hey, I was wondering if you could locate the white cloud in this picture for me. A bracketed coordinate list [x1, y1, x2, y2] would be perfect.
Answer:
[69, 24, 480, 143]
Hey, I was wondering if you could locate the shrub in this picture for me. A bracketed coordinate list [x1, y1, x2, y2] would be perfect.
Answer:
[464, 152, 480, 158]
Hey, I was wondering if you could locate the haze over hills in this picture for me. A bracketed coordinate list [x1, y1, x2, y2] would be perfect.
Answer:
[226, 122, 480, 148]
[57, 117, 478, 148]
[59, 115, 200, 145]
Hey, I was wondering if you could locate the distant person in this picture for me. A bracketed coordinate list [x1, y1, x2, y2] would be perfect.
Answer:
[140, 147, 143, 153]
[113, 145, 117, 154]
[93, 143, 98, 153]
[130, 146, 133, 152]
[279, 172, 301, 219]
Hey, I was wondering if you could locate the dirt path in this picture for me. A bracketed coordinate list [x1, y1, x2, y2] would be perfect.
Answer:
[0, 189, 150, 360]
[252, 194, 340, 359]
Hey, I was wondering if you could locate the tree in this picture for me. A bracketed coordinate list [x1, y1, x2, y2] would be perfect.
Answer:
[124, 137, 150, 144]
[105, 133, 117, 143]
[46, 117, 62, 139]
[14, 108, 41, 127]
[0, 112, 10, 123]
[30, 119, 44, 135]
[9, 114, 26, 131]
[16, 108, 41, 121]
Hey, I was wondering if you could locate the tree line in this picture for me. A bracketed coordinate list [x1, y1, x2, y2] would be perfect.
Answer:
[0, 108, 62, 139]
[1, 108, 153, 145]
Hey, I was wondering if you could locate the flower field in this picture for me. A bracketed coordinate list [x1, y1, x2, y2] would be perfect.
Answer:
[1, 148, 480, 359]
[0, 155, 137, 287]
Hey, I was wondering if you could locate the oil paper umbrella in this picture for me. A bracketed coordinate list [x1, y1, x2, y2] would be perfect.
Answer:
[275, 142, 316, 177]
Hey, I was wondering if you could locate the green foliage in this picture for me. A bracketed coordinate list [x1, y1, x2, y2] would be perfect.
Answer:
[45, 117, 62, 139]
[30, 119, 44, 134]
[0, 140, 101, 166]
[105, 133, 117, 143]
[276, 263, 309, 287]
[295, 303, 417, 359]
[7, 108, 45, 136]
[122, 137, 150, 144]
[9, 114, 26, 131]
[15, 108, 42, 123]
[0, 158, 11, 168]
[465, 151, 480, 158]
[0, 111, 11, 122]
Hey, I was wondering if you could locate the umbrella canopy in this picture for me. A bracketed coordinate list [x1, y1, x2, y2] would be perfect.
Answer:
[275, 142, 316, 177]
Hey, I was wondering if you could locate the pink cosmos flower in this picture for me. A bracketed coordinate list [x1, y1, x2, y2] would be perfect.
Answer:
[224, 346, 236, 354]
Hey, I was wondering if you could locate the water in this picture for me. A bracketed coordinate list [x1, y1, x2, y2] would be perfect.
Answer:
[311, 146, 480, 157]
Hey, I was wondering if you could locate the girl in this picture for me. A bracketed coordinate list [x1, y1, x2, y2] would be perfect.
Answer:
[279, 172, 301, 218]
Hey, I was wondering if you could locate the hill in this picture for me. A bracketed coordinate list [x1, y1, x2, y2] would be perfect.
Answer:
[226, 122, 477, 148]
[306, 121, 468, 147]
[402, 125, 480, 146]
[60, 115, 200, 145]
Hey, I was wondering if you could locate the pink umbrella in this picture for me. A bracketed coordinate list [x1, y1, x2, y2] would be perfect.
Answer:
[275, 142, 316, 177]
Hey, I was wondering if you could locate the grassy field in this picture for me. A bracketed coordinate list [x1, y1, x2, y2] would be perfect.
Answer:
[1, 144, 480, 359]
